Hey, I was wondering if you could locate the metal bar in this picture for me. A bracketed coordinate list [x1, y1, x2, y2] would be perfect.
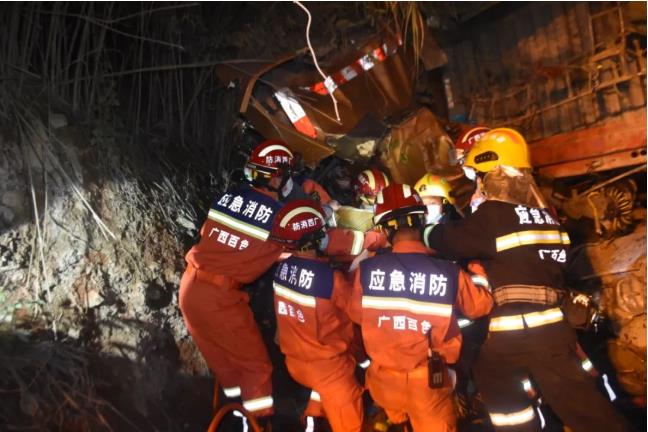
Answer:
[577, 165, 648, 197]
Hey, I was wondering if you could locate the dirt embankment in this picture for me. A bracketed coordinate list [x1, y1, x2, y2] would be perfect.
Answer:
[0, 116, 217, 431]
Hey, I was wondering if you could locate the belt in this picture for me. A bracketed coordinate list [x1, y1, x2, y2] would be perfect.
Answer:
[188, 264, 239, 289]
[374, 363, 428, 379]
[489, 307, 564, 332]
[492, 285, 563, 306]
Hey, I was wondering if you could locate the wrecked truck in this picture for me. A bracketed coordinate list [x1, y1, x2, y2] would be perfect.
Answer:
[217, 0, 646, 412]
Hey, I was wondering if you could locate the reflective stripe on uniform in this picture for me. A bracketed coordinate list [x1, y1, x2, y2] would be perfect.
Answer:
[305, 416, 315, 432]
[223, 386, 241, 398]
[208, 209, 270, 241]
[273, 282, 316, 307]
[581, 358, 593, 372]
[242, 395, 274, 412]
[489, 405, 536, 426]
[358, 359, 371, 369]
[362, 296, 452, 317]
[350, 230, 365, 255]
[471, 274, 490, 289]
[233, 410, 249, 432]
[310, 390, 321, 402]
[489, 314, 525, 331]
[457, 318, 473, 328]
[523, 308, 563, 328]
[489, 308, 563, 332]
[495, 230, 570, 252]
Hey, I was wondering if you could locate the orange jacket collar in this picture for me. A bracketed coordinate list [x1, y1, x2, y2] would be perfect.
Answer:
[392, 240, 430, 254]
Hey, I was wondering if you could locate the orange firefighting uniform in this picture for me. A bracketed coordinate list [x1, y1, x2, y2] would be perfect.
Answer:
[348, 240, 493, 431]
[273, 254, 364, 432]
[302, 179, 332, 204]
[179, 184, 283, 417]
[324, 228, 388, 264]
[322, 228, 389, 374]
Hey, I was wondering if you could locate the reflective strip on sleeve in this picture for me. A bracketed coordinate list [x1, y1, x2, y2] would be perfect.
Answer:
[489, 405, 536, 426]
[310, 390, 321, 402]
[223, 386, 241, 398]
[358, 359, 371, 369]
[350, 230, 365, 255]
[273, 283, 316, 307]
[242, 396, 274, 413]
[495, 230, 571, 252]
[457, 318, 473, 328]
[581, 358, 594, 372]
[523, 308, 563, 328]
[305, 416, 315, 432]
[362, 296, 453, 317]
[471, 274, 490, 289]
[208, 209, 270, 241]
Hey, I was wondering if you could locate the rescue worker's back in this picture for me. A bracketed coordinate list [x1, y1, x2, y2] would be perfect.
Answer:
[351, 240, 492, 370]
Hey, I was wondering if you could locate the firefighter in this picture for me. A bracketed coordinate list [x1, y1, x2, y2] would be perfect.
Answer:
[251, 139, 332, 205]
[353, 167, 391, 209]
[415, 173, 491, 420]
[270, 200, 364, 432]
[454, 126, 490, 166]
[347, 183, 493, 432]
[414, 173, 458, 225]
[322, 168, 391, 266]
[422, 128, 631, 432]
[179, 140, 294, 425]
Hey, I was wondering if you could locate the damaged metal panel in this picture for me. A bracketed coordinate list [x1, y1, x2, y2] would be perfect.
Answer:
[444, 1, 646, 153]
[530, 108, 647, 178]
[377, 107, 458, 185]
[216, 29, 426, 166]
[569, 221, 647, 397]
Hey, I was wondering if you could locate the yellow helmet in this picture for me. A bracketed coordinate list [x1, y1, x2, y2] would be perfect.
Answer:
[464, 128, 531, 173]
[414, 174, 455, 205]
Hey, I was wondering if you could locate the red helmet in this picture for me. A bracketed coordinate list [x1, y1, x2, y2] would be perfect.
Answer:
[245, 140, 295, 179]
[271, 199, 326, 248]
[455, 126, 490, 153]
[353, 168, 391, 205]
[373, 183, 426, 226]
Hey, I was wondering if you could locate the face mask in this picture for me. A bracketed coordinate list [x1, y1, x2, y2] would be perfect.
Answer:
[317, 232, 329, 252]
[462, 166, 477, 182]
[425, 204, 443, 225]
